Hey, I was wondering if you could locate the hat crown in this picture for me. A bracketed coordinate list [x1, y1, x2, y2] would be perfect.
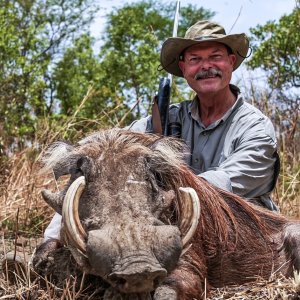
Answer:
[185, 20, 226, 39]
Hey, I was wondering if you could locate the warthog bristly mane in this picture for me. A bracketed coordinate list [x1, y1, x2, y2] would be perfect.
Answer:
[36, 128, 300, 300]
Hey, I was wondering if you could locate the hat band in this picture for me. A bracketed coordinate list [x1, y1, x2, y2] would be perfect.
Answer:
[193, 35, 224, 41]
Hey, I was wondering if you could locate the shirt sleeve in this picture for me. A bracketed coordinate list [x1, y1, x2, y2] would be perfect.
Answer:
[199, 122, 278, 201]
[124, 116, 152, 132]
[44, 212, 62, 242]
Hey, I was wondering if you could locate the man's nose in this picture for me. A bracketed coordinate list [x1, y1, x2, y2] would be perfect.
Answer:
[200, 58, 212, 69]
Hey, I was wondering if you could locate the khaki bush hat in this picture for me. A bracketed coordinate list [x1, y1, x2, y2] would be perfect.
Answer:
[160, 20, 249, 77]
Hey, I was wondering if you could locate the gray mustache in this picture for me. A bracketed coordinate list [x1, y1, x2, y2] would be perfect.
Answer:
[194, 68, 222, 80]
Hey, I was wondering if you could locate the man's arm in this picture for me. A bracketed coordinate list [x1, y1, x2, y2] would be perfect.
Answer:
[199, 125, 279, 210]
[44, 212, 62, 241]
[124, 116, 152, 132]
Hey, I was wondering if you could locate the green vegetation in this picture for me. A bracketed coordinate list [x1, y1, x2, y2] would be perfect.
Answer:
[0, 0, 213, 151]
[247, 8, 299, 89]
[0, 0, 98, 149]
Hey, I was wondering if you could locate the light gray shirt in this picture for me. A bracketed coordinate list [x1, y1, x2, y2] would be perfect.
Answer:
[129, 95, 279, 211]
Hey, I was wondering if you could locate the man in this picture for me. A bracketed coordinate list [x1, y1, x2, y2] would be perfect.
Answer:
[129, 20, 279, 211]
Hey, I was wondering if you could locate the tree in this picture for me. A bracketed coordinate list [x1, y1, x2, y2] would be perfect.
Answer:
[53, 33, 135, 127]
[246, 7, 300, 159]
[0, 0, 98, 149]
[54, 34, 102, 116]
[0, 0, 214, 150]
[98, 0, 214, 118]
[246, 8, 300, 89]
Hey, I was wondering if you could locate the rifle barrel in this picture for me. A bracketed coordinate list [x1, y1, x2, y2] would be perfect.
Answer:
[155, 0, 180, 135]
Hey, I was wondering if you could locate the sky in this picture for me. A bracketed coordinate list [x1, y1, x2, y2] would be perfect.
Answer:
[90, 0, 297, 88]
[91, 0, 296, 36]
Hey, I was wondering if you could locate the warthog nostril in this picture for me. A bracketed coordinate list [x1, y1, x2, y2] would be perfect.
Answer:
[109, 267, 167, 293]
[111, 276, 127, 289]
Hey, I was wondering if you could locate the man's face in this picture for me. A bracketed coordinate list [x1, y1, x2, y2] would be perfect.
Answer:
[178, 42, 236, 96]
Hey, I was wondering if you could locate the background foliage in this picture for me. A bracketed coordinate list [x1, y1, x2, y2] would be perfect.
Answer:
[1, 0, 298, 151]
[0, 0, 98, 149]
[0, 0, 214, 152]
[247, 8, 299, 89]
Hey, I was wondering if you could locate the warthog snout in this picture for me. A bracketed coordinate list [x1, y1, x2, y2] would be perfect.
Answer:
[86, 224, 182, 293]
[109, 260, 167, 293]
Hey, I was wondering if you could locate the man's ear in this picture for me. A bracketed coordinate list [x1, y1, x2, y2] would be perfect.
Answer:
[178, 60, 186, 75]
[229, 54, 237, 69]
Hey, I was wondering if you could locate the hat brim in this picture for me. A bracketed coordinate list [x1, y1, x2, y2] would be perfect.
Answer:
[160, 34, 249, 77]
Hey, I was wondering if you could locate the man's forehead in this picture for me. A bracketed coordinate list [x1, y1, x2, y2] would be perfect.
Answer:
[184, 42, 227, 54]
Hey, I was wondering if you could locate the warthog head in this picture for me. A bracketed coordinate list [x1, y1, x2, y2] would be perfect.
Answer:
[41, 129, 200, 295]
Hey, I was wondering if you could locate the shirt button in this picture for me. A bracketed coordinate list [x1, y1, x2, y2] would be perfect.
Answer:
[202, 132, 207, 136]
[195, 158, 199, 162]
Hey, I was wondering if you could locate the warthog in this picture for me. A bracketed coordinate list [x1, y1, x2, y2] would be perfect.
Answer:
[33, 128, 300, 299]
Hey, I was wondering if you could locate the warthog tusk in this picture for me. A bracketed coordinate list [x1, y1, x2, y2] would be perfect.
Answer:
[62, 176, 87, 254]
[178, 187, 201, 250]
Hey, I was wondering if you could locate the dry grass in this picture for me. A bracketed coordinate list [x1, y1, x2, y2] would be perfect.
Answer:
[0, 148, 56, 237]
[208, 271, 300, 299]
[275, 153, 300, 219]
[0, 145, 299, 299]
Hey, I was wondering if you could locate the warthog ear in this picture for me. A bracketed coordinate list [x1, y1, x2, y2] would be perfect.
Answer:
[177, 187, 201, 251]
[40, 142, 87, 214]
[41, 141, 77, 180]
[73, 156, 95, 181]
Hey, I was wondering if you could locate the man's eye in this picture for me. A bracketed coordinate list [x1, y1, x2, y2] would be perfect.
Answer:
[189, 57, 201, 64]
[211, 55, 222, 61]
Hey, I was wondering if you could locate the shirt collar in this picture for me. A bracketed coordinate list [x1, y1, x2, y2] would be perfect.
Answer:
[189, 89, 244, 128]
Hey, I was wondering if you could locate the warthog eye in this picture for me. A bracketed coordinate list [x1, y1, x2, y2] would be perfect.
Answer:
[150, 170, 166, 189]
